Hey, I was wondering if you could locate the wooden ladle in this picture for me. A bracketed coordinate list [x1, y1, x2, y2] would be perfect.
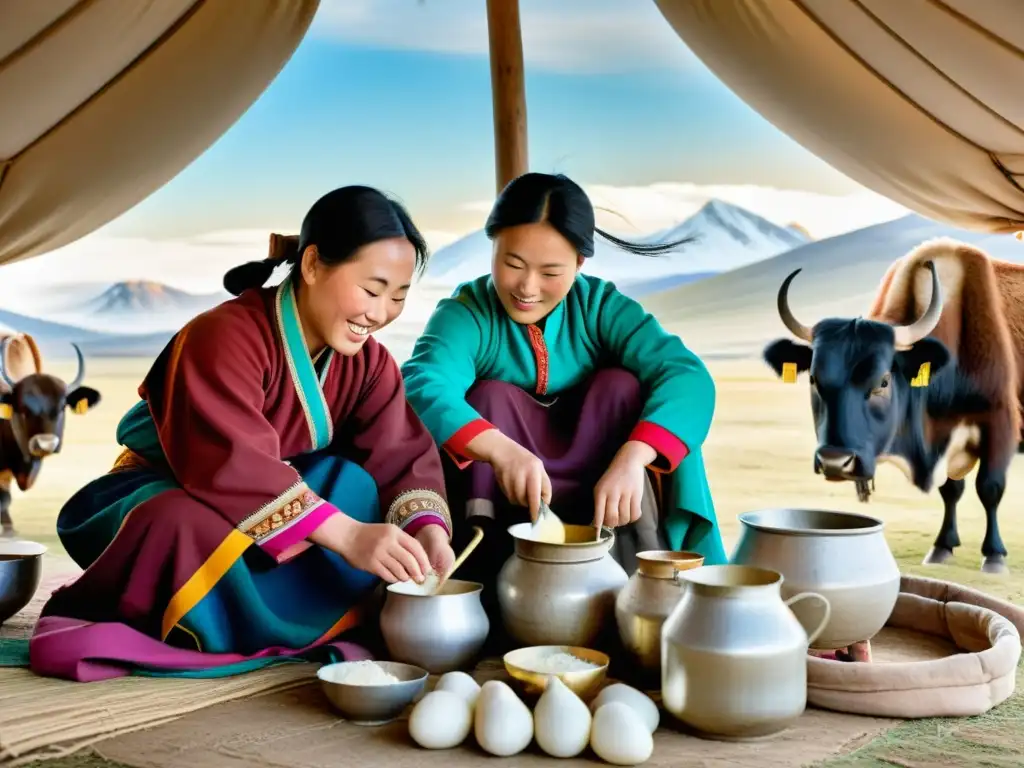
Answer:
[429, 525, 484, 595]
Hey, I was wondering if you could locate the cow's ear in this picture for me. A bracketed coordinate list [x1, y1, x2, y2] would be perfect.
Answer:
[66, 386, 101, 415]
[896, 338, 951, 385]
[0, 392, 10, 420]
[763, 339, 813, 381]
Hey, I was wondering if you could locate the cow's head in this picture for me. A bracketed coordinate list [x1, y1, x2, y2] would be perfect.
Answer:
[762, 262, 949, 497]
[0, 342, 101, 462]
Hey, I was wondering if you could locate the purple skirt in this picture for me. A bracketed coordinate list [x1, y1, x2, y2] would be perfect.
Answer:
[444, 368, 668, 594]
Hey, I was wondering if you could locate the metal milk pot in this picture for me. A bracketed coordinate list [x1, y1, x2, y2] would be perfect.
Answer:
[661, 564, 831, 740]
[730, 508, 900, 650]
[380, 579, 490, 674]
[497, 523, 628, 648]
[615, 550, 704, 680]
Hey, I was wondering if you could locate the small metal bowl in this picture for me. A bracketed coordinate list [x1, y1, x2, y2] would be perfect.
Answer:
[317, 660, 428, 725]
[503, 645, 610, 702]
[0, 540, 46, 625]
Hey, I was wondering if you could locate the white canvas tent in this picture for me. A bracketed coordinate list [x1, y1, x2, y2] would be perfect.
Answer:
[656, 0, 1024, 235]
[2, 0, 1022, 269]
[0, 0, 317, 265]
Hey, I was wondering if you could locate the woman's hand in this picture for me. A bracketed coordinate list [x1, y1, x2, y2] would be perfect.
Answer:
[416, 524, 455, 577]
[488, 435, 552, 521]
[593, 441, 657, 530]
[314, 515, 432, 583]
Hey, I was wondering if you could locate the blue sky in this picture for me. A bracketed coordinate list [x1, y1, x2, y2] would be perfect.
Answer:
[108, 0, 875, 242]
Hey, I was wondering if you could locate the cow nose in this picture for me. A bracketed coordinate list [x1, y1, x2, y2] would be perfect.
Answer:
[28, 434, 60, 456]
[815, 446, 859, 477]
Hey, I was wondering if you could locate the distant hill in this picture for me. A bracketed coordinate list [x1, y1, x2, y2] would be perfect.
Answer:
[76, 331, 174, 358]
[0, 305, 168, 361]
[79, 280, 228, 317]
[23, 280, 234, 335]
[619, 271, 718, 298]
[0, 307, 110, 344]
[422, 199, 809, 287]
[643, 213, 1024, 358]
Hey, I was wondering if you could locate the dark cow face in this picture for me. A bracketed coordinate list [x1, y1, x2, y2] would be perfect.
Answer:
[764, 321, 951, 483]
[0, 342, 100, 461]
[761, 261, 946, 494]
[0, 376, 101, 458]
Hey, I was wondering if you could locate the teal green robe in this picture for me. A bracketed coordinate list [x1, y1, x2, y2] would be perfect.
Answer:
[400, 273, 726, 564]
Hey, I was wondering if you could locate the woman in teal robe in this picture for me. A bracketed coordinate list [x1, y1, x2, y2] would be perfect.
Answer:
[401, 172, 726, 603]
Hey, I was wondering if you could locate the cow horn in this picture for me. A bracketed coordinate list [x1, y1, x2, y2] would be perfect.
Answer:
[777, 268, 814, 343]
[892, 261, 943, 349]
[67, 343, 85, 391]
[0, 338, 16, 390]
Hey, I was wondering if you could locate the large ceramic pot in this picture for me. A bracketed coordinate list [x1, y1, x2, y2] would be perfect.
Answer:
[380, 579, 490, 673]
[730, 508, 901, 650]
[497, 523, 628, 648]
[661, 564, 831, 740]
[614, 550, 704, 682]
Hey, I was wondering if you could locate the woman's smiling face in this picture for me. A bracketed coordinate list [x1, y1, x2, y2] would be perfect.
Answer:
[491, 222, 579, 325]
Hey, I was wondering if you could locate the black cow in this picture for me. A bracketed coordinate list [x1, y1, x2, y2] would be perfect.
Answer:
[0, 335, 101, 535]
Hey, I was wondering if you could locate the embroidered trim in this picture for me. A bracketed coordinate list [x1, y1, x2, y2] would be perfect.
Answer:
[236, 481, 322, 541]
[527, 324, 550, 396]
[387, 489, 452, 536]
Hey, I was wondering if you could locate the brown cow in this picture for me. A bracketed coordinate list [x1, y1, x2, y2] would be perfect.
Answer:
[762, 238, 1023, 574]
[0, 333, 101, 536]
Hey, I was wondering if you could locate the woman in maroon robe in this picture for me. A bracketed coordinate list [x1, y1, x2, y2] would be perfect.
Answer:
[30, 186, 454, 681]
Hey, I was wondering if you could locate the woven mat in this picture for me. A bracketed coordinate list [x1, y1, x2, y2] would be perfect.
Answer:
[94, 658, 902, 768]
[0, 558, 322, 766]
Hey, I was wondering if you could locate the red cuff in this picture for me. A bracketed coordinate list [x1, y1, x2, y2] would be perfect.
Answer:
[629, 420, 689, 473]
[403, 514, 450, 539]
[443, 418, 495, 469]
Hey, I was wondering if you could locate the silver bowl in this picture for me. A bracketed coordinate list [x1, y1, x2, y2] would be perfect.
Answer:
[317, 660, 428, 725]
[0, 540, 46, 625]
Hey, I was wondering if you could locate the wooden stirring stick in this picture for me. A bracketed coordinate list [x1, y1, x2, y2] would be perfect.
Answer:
[431, 525, 484, 594]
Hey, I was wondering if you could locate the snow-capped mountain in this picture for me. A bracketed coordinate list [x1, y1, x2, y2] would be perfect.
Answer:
[30, 280, 231, 334]
[80, 280, 229, 316]
[642, 212, 1024, 359]
[421, 199, 810, 289]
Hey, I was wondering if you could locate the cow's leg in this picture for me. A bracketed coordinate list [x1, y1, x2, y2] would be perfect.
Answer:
[0, 484, 13, 537]
[922, 477, 964, 565]
[976, 420, 1013, 575]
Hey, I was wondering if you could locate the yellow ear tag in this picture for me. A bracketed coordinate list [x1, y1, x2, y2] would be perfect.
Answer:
[782, 362, 798, 384]
[910, 361, 931, 388]
[74, 398, 89, 415]
[0, 403, 11, 420]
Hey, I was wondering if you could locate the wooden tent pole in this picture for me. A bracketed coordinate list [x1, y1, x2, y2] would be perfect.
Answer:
[486, 0, 528, 194]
